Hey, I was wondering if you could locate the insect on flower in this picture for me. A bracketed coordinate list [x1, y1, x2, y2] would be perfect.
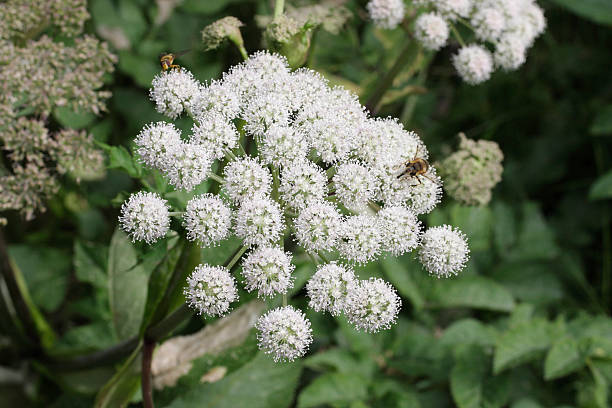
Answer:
[159, 49, 191, 71]
[395, 146, 437, 185]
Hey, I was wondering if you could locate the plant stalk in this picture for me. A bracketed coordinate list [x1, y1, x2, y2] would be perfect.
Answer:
[274, 0, 284, 18]
[365, 41, 421, 114]
[142, 340, 155, 408]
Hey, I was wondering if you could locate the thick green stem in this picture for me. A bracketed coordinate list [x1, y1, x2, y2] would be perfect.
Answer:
[449, 23, 466, 47]
[227, 246, 249, 271]
[400, 58, 430, 125]
[365, 41, 421, 114]
[274, 0, 284, 18]
[208, 173, 225, 184]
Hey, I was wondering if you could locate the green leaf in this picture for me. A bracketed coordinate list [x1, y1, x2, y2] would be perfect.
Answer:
[450, 344, 488, 408]
[165, 353, 302, 408]
[590, 104, 612, 135]
[180, 0, 244, 14]
[439, 319, 497, 349]
[549, 0, 612, 27]
[428, 275, 515, 312]
[493, 319, 553, 374]
[449, 204, 492, 252]
[492, 201, 516, 255]
[56, 321, 116, 353]
[53, 106, 97, 129]
[118, 51, 159, 88]
[106, 145, 142, 179]
[304, 348, 376, 380]
[492, 262, 563, 305]
[381, 257, 425, 310]
[94, 343, 142, 408]
[139, 237, 183, 333]
[544, 337, 585, 380]
[508, 203, 559, 261]
[107, 228, 149, 340]
[8, 245, 71, 312]
[74, 241, 108, 288]
[589, 170, 612, 200]
[297, 372, 369, 408]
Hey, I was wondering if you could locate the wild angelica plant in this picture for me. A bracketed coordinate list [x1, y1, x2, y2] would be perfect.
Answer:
[366, 0, 546, 84]
[119, 51, 470, 362]
[0, 0, 115, 221]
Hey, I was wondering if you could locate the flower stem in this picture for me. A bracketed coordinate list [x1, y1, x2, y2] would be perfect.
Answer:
[365, 41, 421, 114]
[449, 23, 466, 47]
[274, 0, 284, 18]
[141, 339, 155, 408]
[227, 246, 249, 271]
[208, 173, 225, 184]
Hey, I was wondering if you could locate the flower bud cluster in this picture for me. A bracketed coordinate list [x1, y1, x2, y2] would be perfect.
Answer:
[370, 0, 546, 84]
[121, 51, 471, 362]
[437, 134, 504, 205]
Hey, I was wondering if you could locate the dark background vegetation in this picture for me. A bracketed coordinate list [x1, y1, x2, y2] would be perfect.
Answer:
[1, 0, 612, 407]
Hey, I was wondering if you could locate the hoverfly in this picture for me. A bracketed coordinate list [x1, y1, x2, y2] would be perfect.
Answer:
[159, 49, 191, 71]
[395, 145, 437, 185]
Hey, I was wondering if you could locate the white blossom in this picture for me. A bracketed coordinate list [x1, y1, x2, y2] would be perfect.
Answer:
[196, 79, 241, 119]
[163, 143, 213, 191]
[183, 194, 232, 247]
[471, 7, 506, 42]
[366, 0, 405, 29]
[378, 205, 422, 255]
[150, 69, 202, 119]
[452, 45, 494, 85]
[306, 262, 356, 316]
[279, 161, 327, 210]
[258, 124, 309, 168]
[344, 278, 401, 332]
[414, 13, 449, 51]
[433, 0, 472, 21]
[337, 214, 382, 264]
[494, 34, 527, 71]
[333, 161, 377, 212]
[190, 111, 239, 160]
[293, 200, 343, 253]
[119, 192, 170, 244]
[234, 196, 284, 247]
[134, 122, 182, 169]
[222, 157, 272, 204]
[184, 264, 238, 316]
[241, 246, 295, 298]
[419, 225, 470, 277]
[256, 306, 313, 362]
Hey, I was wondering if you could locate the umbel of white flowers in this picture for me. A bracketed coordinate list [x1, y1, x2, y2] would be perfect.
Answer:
[118, 52, 469, 362]
[367, 0, 546, 84]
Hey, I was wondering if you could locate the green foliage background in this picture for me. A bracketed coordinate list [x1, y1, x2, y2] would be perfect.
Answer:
[2, 0, 612, 407]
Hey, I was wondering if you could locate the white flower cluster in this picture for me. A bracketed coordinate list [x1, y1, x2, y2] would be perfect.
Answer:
[411, 0, 546, 84]
[366, 0, 405, 30]
[120, 52, 470, 362]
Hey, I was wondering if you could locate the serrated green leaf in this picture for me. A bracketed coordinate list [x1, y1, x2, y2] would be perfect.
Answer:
[297, 372, 369, 408]
[8, 245, 71, 313]
[107, 145, 142, 178]
[549, 0, 612, 26]
[118, 51, 159, 88]
[589, 170, 612, 200]
[108, 229, 149, 340]
[590, 104, 612, 135]
[509, 203, 559, 261]
[544, 337, 585, 380]
[492, 262, 563, 305]
[449, 204, 492, 252]
[166, 353, 302, 408]
[492, 201, 516, 255]
[450, 344, 488, 408]
[74, 241, 108, 288]
[439, 319, 497, 349]
[429, 275, 515, 312]
[304, 348, 376, 380]
[381, 257, 425, 310]
[493, 319, 553, 374]
[53, 106, 97, 129]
